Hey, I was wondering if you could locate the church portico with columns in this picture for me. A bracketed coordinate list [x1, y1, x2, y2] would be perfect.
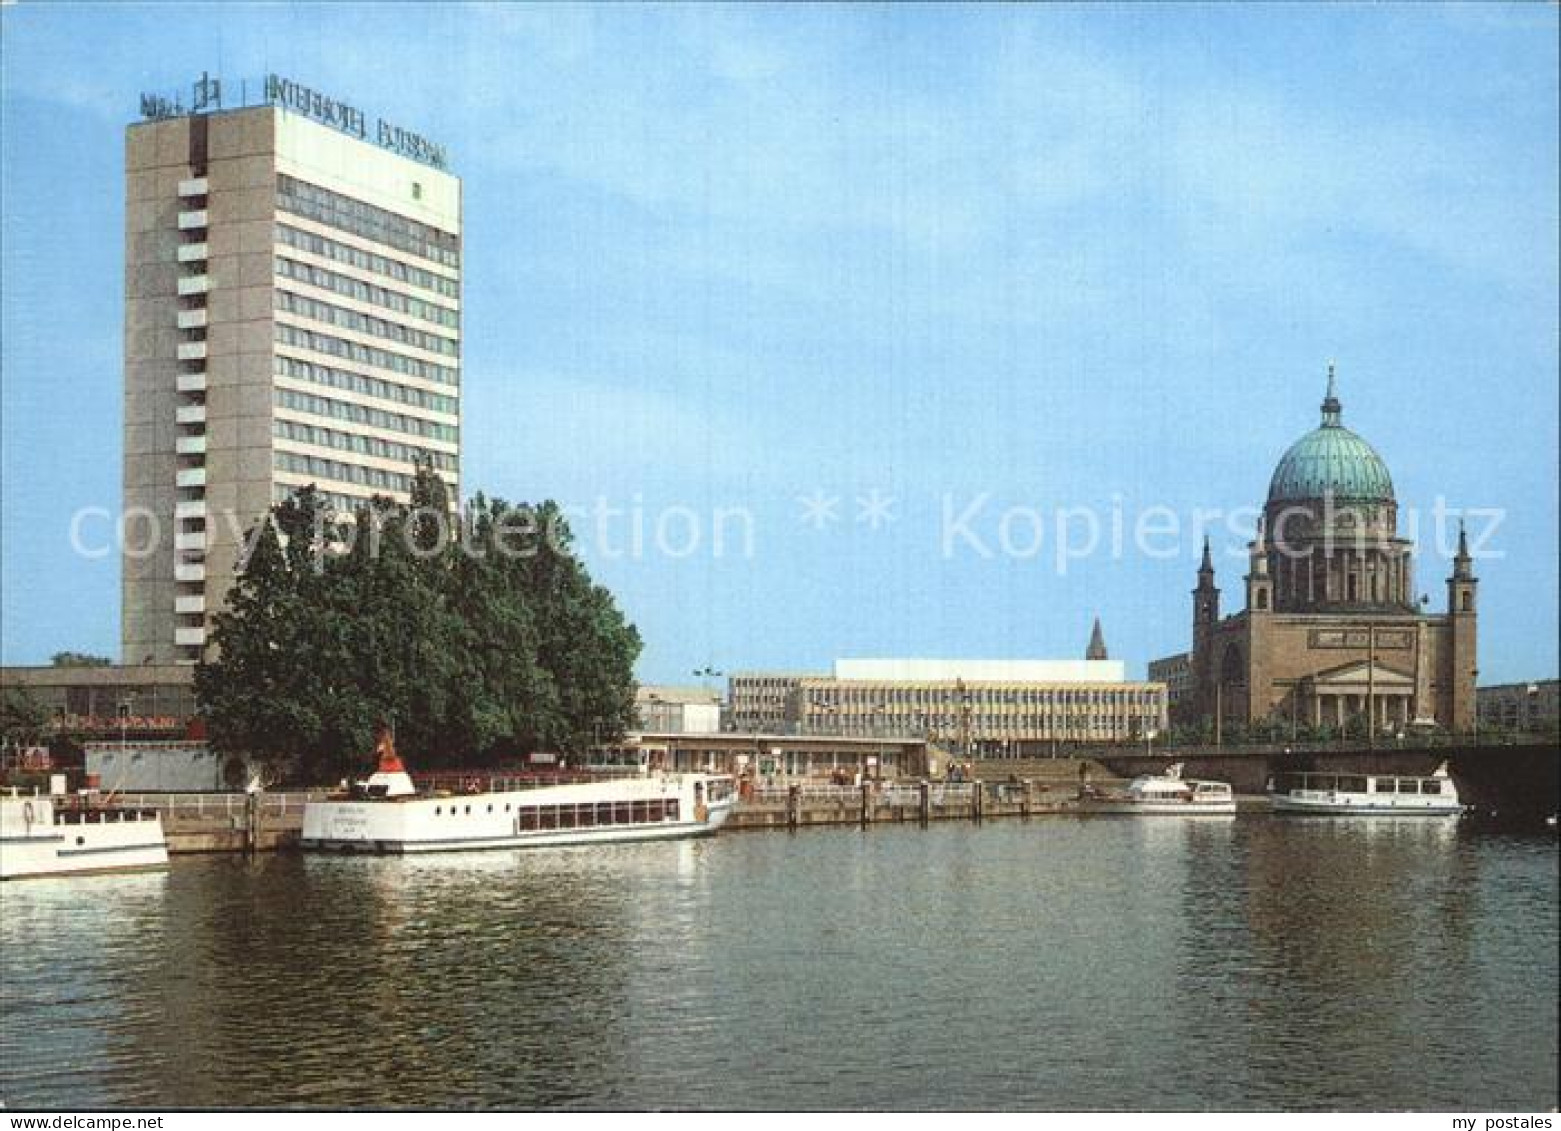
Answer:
[1178, 367, 1478, 738]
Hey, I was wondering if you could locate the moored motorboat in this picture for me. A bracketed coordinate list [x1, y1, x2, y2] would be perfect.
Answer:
[0, 790, 169, 880]
[1267, 763, 1462, 815]
[1076, 764, 1237, 816]
[300, 730, 737, 854]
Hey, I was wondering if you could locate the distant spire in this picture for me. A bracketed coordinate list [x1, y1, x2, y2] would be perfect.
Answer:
[1199, 534, 1214, 574]
[1452, 519, 1474, 580]
[1320, 361, 1343, 427]
[1251, 516, 1270, 576]
[1086, 617, 1109, 661]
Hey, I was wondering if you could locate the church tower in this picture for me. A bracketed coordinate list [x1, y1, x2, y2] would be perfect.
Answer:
[1446, 522, 1479, 732]
[1086, 617, 1109, 661]
[1191, 535, 1221, 723]
[1245, 516, 1273, 614]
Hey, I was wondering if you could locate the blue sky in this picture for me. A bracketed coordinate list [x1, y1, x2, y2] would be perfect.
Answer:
[2, 3, 1557, 684]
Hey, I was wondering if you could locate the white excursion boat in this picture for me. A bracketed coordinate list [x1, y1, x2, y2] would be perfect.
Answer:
[1076, 764, 1237, 816]
[1267, 764, 1462, 816]
[0, 789, 169, 880]
[301, 732, 737, 854]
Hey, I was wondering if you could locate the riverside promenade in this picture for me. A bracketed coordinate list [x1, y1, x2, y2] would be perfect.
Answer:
[105, 739, 1557, 852]
[114, 759, 1126, 852]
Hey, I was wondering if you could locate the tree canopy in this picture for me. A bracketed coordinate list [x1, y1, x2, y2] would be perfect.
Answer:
[50, 651, 112, 668]
[193, 469, 641, 783]
[1, 686, 49, 747]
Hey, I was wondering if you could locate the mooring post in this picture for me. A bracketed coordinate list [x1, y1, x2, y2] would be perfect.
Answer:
[1022, 779, 1032, 818]
[860, 782, 871, 826]
[244, 791, 260, 855]
[972, 779, 983, 823]
[787, 783, 800, 830]
[919, 780, 930, 825]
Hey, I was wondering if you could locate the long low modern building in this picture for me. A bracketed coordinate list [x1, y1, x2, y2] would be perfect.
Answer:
[1, 664, 197, 740]
[729, 647, 1168, 755]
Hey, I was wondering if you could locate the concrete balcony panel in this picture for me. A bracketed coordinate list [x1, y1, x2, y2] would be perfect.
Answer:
[174, 530, 207, 551]
[174, 626, 207, 646]
[177, 209, 209, 230]
[175, 404, 207, 425]
[176, 242, 209, 264]
[174, 595, 207, 615]
[176, 467, 207, 488]
[176, 308, 208, 330]
[174, 500, 207, 520]
[176, 275, 210, 297]
[176, 371, 208, 394]
[176, 341, 208, 361]
[178, 177, 209, 197]
[174, 563, 206, 583]
[175, 435, 207, 456]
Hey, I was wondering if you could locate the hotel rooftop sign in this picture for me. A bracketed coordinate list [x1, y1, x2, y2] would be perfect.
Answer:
[138, 71, 450, 171]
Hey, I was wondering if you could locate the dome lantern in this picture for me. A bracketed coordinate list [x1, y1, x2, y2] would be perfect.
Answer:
[1266, 365, 1395, 506]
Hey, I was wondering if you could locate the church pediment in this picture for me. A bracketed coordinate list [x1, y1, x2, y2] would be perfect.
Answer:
[1307, 660, 1415, 689]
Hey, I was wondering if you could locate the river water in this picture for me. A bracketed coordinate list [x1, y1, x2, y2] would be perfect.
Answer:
[2, 817, 1556, 1110]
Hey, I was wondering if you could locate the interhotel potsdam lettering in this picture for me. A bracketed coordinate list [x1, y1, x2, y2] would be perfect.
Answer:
[123, 74, 461, 665]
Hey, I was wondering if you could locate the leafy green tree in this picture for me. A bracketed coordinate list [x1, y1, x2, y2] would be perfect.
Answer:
[50, 651, 111, 667]
[1, 686, 50, 746]
[195, 475, 641, 782]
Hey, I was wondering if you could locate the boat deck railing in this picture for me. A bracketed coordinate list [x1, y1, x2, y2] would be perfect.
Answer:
[412, 770, 642, 795]
[103, 791, 335, 819]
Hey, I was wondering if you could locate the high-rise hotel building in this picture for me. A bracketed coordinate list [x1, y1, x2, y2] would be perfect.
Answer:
[123, 83, 460, 665]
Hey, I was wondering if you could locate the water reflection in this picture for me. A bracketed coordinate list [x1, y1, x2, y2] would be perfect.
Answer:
[1, 821, 1554, 1110]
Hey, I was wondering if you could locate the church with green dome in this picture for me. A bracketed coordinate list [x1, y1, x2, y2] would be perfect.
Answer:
[1182, 367, 1478, 738]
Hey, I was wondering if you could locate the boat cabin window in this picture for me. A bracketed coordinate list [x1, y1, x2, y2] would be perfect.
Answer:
[435, 806, 442, 814]
[614, 802, 633, 825]
[667, 798, 680, 821]
[1398, 780, 1421, 795]
[1421, 780, 1442, 795]
[648, 800, 665, 822]
[576, 805, 596, 827]
[1373, 779, 1395, 794]
[518, 809, 539, 831]
[538, 806, 558, 830]
[1338, 776, 1368, 794]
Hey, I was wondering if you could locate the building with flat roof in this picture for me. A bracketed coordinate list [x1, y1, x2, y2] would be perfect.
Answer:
[832, 658, 1126, 683]
[789, 672, 1165, 753]
[1148, 652, 1192, 724]
[123, 74, 461, 664]
[635, 685, 721, 735]
[726, 672, 815, 733]
[729, 632, 1165, 753]
[1, 664, 196, 741]
[1477, 679, 1559, 736]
